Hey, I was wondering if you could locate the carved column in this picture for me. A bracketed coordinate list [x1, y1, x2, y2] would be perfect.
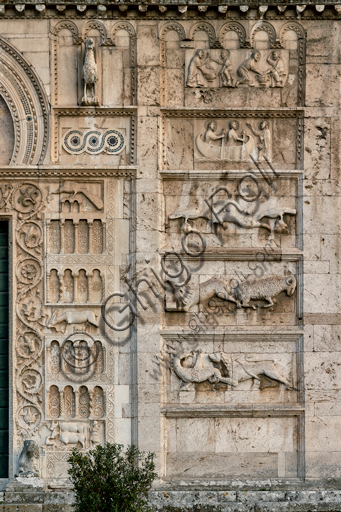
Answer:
[86, 270, 92, 303]
[74, 220, 79, 254]
[101, 219, 106, 252]
[59, 219, 65, 254]
[88, 219, 93, 254]
[74, 388, 80, 418]
[46, 270, 51, 303]
[59, 387, 64, 419]
[89, 387, 95, 418]
[73, 270, 79, 303]
[58, 270, 63, 303]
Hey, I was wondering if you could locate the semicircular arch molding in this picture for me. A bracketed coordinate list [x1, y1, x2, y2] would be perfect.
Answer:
[280, 21, 305, 46]
[159, 22, 186, 41]
[52, 20, 80, 44]
[189, 22, 216, 47]
[219, 22, 246, 47]
[250, 21, 276, 48]
[83, 21, 108, 45]
[111, 21, 136, 43]
[0, 36, 49, 166]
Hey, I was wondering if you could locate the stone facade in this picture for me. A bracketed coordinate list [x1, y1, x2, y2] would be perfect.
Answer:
[0, 2, 340, 510]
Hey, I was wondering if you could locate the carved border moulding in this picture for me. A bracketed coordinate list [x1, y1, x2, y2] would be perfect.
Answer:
[0, 36, 49, 165]
[0, 166, 136, 179]
[5, 183, 47, 453]
[160, 108, 304, 170]
[53, 108, 137, 165]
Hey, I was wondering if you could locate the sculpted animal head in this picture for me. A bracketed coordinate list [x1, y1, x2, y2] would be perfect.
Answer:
[285, 275, 296, 296]
[24, 440, 40, 459]
[171, 284, 193, 308]
[85, 38, 95, 51]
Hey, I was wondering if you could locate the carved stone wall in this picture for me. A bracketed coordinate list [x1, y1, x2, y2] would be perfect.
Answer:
[0, 5, 339, 511]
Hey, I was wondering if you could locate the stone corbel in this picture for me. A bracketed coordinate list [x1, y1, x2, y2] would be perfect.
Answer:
[259, 5, 268, 18]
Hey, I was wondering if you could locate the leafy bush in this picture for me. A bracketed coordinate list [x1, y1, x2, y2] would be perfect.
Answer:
[68, 442, 157, 512]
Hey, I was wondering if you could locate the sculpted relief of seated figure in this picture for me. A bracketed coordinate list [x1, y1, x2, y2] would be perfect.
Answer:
[172, 349, 291, 391]
[186, 49, 287, 89]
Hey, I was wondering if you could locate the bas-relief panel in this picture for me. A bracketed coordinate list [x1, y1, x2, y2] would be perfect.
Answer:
[163, 175, 300, 250]
[160, 20, 305, 109]
[162, 112, 303, 171]
[55, 112, 133, 165]
[5, 174, 132, 479]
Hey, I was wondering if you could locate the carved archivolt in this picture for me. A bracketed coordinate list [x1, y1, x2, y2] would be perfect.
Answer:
[159, 21, 186, 42]
[279, 21, 305, 46]
[250, 21, 277, 48]
[219, 21, 247, 48]
[0, 37, 49, 165]
[83, 21, 108, 45]
[189, 22, 216, 47]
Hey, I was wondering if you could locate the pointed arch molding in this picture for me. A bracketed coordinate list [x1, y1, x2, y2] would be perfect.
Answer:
[0, 36, 49, 165]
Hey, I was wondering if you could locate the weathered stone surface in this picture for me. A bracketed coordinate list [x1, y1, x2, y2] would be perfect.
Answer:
[0, 5, 338, 512]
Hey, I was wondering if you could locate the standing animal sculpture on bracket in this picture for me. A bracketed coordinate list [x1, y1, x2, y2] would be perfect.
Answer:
[172, 349, 291, 391]
[81, 38, 99, 106]
[166, 274, 296, 312]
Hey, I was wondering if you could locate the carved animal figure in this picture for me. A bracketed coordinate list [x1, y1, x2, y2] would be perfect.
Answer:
[166, 277, 238, 312]
[235, 274, 296, 309]
[172, 350, 235, 390]
[173, 350, 291, 390]
[54, 181, 103, 210]
[82, 38, 98, 106]
[60, 422, 86, 449]
[169, 200, 296, 234]
[18, 440, 40, 477]
[47, 310, 99, 333]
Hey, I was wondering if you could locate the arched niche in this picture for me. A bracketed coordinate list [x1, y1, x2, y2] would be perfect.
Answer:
[254, 30, 271, 50]
[0, 36, 49, 165]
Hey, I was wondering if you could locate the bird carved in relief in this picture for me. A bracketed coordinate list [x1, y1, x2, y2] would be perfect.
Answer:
[81, 38, 99, 106]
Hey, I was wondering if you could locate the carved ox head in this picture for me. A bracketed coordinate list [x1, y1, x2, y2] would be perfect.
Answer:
[285, 275, 296, 296]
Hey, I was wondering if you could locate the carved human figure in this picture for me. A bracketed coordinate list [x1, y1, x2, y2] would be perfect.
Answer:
[89, 420, 100, 447]
[246, 120, 272, 162]
[204, 121, 225, 144]
[17, 440, 40, 477]
[82, 38, 99, 106]
[187, 49, 217, 87]
[267, 51, 286, 87]
[235, 50, 262, 87]
[226, 121, 245, 146]
[216, 50, 234, 87]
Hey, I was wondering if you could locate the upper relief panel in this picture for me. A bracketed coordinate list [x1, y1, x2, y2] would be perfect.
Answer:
[160, 21, 305, 109]
[51, 20, 136, 107]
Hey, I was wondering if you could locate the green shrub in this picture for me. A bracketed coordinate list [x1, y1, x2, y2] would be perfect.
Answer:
[68, 442, 157, 512]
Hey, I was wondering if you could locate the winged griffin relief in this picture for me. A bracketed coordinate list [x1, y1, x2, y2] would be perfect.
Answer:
[171, 349, 291, 391]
